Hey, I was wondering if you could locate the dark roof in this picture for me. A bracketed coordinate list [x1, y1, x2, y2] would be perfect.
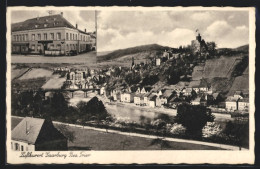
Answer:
[11, 14, 89, 35]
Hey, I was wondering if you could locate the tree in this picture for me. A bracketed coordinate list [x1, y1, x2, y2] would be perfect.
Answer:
[176, 103, 215, 137]
[49, 91, 68, 118]
[223, 119, 249, 149]
[77, 97, 111, 123]
[206, 42, 217, 57]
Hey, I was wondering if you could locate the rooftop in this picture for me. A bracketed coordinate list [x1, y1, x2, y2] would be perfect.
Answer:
[11, 14, 89, 35]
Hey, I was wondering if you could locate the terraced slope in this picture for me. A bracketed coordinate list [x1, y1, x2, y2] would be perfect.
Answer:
[203, 56, 241, 78]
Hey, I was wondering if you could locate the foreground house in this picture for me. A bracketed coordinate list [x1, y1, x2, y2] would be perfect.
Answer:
[11, 117, 68, 151]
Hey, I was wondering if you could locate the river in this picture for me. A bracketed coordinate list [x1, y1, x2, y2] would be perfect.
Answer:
[69, 93, 231, 125]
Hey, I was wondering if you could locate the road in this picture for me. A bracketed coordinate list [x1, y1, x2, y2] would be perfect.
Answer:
[11, 51, 96, 64]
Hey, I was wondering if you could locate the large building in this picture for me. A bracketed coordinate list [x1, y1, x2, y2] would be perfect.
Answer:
[11, 12, 96, 56]
[11, 117, 68, 151]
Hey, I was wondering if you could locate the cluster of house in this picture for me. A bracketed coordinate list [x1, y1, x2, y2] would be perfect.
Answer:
[99, 81, 249, 112]
[64, 68, 103, 89]
[100, 82, 210, 108]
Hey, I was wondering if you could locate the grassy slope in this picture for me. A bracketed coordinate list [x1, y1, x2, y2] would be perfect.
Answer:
[97, 44, 167, 62]
[12, 117, 224, 150]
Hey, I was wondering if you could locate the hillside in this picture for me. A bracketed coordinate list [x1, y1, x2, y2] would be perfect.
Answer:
[190, 54, 248, 95]
[97, 44, 168, 62]
[216, 44, 249, 56]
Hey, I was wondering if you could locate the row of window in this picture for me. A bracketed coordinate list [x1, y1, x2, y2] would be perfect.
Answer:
[13, 34, 29, 42]
[30, 44, 79, 51]
[66, 32, 90, 42]
[31, 44, 62, 51]
[11, 142, 28, 151]
[13, 32, 62, 41]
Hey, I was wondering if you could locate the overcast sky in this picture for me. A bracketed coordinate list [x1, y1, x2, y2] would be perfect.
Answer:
[97, 10, 249, 52]
[11, 10, 96, 32]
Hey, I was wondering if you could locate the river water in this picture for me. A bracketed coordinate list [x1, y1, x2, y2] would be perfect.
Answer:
[69, 94, 231, 124]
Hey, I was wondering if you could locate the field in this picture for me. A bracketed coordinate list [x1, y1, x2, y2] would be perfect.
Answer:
[12, 51, 96, 64]
[11, 67, 30, 80]
[19, 68, 53, 80]
[42, 77, 66, 89]
[11, 117, 224, 150]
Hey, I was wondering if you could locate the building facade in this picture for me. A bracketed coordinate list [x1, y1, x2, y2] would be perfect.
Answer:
[11, 13, 95, 56]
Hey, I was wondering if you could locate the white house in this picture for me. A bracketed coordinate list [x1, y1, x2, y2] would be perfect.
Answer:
[156, 58, 161, 66]
[238, 98, 249, 111]
[225, 96, 238, 111]
[121, 92, 134, 103]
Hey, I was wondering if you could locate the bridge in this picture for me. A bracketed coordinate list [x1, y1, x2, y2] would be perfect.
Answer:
[13, 88, 101, 98]
[43, 88, 101, 98]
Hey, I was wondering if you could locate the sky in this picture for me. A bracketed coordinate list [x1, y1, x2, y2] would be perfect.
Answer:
[97, 10, 249, 52]
[11, 10, 96, 32]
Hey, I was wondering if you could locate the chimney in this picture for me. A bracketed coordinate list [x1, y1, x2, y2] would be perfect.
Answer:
[61, 12, 63, 16]
[84, 29, 86, 32]
[76, 24, 78, 29]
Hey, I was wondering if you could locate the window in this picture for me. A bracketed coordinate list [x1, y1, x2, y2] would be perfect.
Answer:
[37, 45, 41, 51]
[31, 45, 35, 51]
[57, 44, 61, 50]
[32, 34, 35, 41]
[22, 35, 25, 41]
[73, 34, 75, 40]
[50, 33, 54, 40]
[37, 34, 41, 40]
[25, 34, 28, 41]
[66, 44, 69, 51]
[75, 34, 77, 40]
[15, 143, 19, 151]
[70, 33, 72, 40]
[21, 145, 24, 151]
[44, 33, 47, 40]
[49, 44, 54, 50]
[80, 35, 82, 41]
[11, 142, 13, 149]
[66, 33, 69, 40]
[57, 32, 61, 40]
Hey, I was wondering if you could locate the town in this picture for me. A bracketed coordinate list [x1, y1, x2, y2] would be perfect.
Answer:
[10, 11, 250, 152]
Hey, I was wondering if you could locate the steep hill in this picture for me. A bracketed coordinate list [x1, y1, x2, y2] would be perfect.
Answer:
[97, 44, 168, 62]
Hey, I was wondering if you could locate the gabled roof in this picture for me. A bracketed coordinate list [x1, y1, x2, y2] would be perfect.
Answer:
[12, 117, 45, 144]
[11, 14, 89, 35]
[226, 96, 238, 102]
